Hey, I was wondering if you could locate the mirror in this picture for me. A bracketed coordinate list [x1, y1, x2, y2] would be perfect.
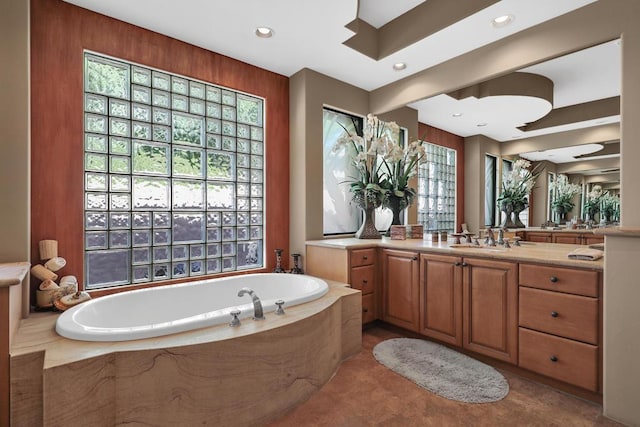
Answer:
[409, 39, 621, 226]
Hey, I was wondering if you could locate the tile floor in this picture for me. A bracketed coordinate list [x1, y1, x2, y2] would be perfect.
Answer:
[270, 326, 620, 427]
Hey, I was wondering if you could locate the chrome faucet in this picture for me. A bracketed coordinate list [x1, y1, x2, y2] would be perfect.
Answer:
[485, 227, 496, 246]
[238, 287, 265, 320]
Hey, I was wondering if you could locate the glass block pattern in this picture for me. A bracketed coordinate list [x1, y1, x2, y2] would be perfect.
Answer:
[417, 143, 457, 233]
[84, 52, 265, 289]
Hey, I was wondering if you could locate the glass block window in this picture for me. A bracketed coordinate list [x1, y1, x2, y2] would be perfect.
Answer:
[417, 143, 457, 233]
[83, 52, 265, 289]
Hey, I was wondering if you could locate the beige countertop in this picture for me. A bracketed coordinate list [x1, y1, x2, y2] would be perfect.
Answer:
[0, 262, 30, 288]
[594, 226, 640, 237]
[10, 280, 356, 369]
[306, 237, 604, 271]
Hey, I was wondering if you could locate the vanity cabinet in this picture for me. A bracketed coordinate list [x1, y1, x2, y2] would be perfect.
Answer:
[524, 231, 604, 245]
[381, 249, 420, 332]
[305, 245, 378, 324]
[518, 263, 601, 391]
[419, 253, 463, 346]
[552, 234, 581, 244]
[552, 233, 605, 245]
[390, 252, 517, 363]
[462, 258, 518, 364]
[582, 234, 605, 245]
[525, 231, 553, 243]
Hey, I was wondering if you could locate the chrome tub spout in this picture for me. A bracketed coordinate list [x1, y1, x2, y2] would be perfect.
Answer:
[238, 287, 265, 320]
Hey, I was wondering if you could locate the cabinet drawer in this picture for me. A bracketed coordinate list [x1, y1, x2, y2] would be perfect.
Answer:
[519, 328, 598, 391]
[351, 265, 375, 294]
[519, 264, 598, 297]
[362, 293, 376, 324]
[350, 248, 376, 267]
[519, 287, 598, 344]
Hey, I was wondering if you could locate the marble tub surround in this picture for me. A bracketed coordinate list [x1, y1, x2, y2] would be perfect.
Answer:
[1, 262, 30, 426]
[0, 262, 30, 288]
[307, 238, 604, 270]
[10, 280, 361, 426]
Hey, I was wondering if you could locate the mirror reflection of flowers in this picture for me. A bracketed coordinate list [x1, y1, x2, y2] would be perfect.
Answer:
[550, 174, 582, 218]
[497, 159, 541, 218]
[583, 184, 603, 220]
[600, 192, 620, 223]
[332, 114, 399, 208]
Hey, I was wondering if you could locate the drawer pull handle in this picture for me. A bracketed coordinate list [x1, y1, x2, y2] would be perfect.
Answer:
[454, 262, 462, 266]
[550, 311, 559, 318]
[362, 255, 368, 261]
[550, 276, 558, 283]
[550, 355, 558, 362]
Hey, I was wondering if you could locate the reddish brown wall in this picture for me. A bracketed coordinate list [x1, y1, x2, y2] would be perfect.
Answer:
[419, 123, 465, 233]
[30, 0, 289, 295]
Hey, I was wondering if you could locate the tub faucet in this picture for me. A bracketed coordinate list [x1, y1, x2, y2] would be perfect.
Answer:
[238, 287, 265, 320]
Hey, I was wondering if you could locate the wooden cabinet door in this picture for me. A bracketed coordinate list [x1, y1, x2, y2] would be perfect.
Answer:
[525, 232, 552, 243]
[582, 234, 604, 246]
[419, 253, 463, 346]
[462, 258, 518, 364]
[381, 249, 420, 332]
[553, 234, 581, 244]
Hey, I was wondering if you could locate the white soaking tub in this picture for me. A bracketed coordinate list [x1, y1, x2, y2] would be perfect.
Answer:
[56, 273, 328, 341]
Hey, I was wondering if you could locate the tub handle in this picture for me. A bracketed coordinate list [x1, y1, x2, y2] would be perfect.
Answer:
[229, 309, 241, 327]
[275, 300, 286, 315]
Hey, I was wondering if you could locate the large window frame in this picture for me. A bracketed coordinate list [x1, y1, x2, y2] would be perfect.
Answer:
[83, 51, 266, 289]
[322, 108, 364, 236]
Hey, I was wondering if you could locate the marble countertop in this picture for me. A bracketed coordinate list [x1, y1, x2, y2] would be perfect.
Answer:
[306, 237, 604, 270]
[0, 262, 30, 288]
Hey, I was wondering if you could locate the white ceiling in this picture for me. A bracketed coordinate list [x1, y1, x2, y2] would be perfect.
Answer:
[63, 0, 620, 167]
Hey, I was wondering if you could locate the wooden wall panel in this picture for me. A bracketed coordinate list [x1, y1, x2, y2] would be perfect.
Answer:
[30, 0, 289, 296]
[419, 123, 465, 233]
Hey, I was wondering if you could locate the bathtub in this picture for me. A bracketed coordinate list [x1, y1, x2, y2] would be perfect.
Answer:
[56, 273, 329, 342]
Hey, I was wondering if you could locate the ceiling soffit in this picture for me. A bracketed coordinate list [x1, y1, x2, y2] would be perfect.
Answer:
[448, 72, 553, 104]
[343, 0, 500, 60]
[519, 96, 620, 131]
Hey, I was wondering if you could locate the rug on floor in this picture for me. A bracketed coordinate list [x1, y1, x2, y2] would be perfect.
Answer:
[373, 337, 509, 403]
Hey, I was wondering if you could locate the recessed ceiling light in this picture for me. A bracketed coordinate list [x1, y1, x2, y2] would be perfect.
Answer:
[452, 112, 463, 117]
[477, 122, 488, 127]
[255, 27, 274, 38]
[492, 14, 514, 28]
[393, 62, 407, 71]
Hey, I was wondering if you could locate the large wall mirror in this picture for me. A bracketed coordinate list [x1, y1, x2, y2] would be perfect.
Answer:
[408, 39, 621, 227]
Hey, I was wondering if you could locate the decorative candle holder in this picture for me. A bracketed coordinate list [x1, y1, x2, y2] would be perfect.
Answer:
[290, 253, 303, 274]
[273, 248, 286, 273]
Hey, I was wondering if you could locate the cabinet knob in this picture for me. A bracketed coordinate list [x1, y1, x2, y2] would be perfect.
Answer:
[550, 355, 558, 362]
[363, 308, 368, 313]
[454, 262, 462, 266]
[362, 279, 368, 284]
[462, 262, 468, 267]
[362, 255, 368, 260]
[550, 276, 558, 283]
[550, 311, 559, 318]
[412, 256, 418, 261]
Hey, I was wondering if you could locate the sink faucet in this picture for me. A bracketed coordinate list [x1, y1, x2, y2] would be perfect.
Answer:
[238, 287, 265, 320]
[485, 228, 496, 246]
